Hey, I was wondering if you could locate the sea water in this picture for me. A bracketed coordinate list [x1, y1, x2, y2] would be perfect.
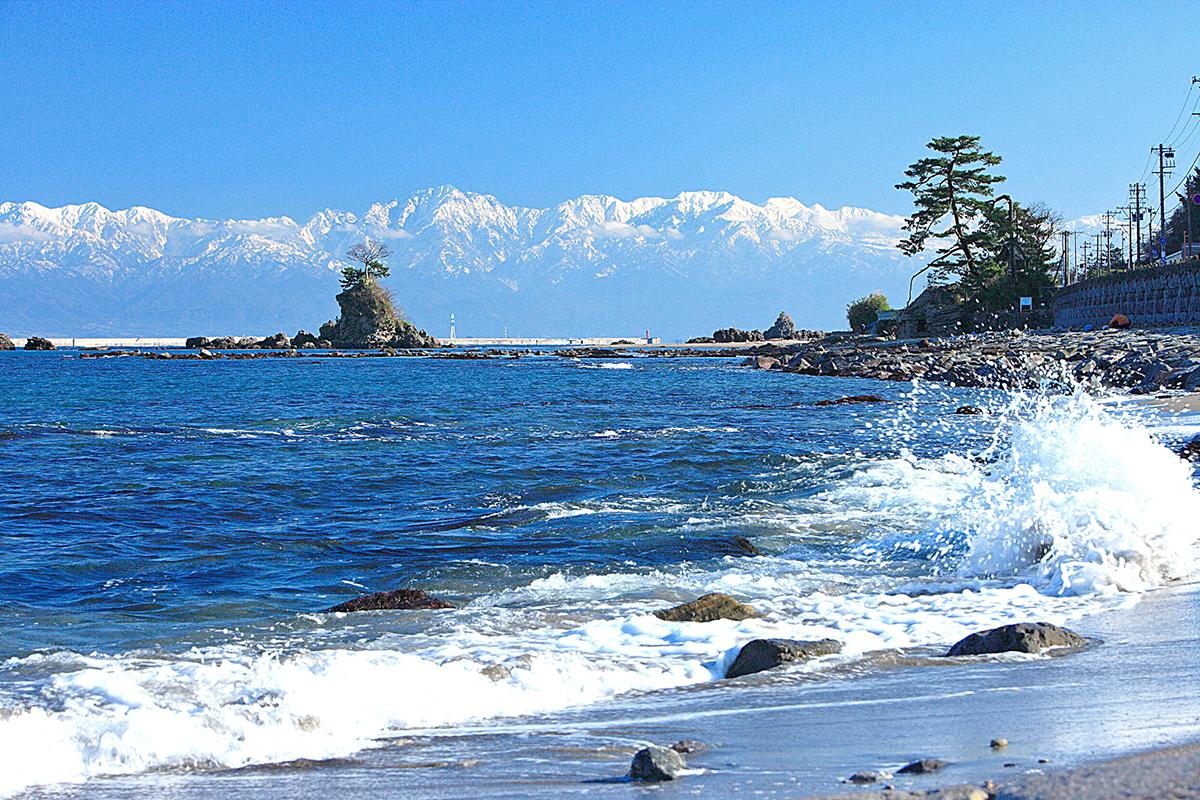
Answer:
[0, 352, 1198, 796]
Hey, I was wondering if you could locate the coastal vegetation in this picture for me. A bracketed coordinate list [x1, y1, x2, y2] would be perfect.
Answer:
[897, 135, 1060, 313]
[846, 292, 891, 332]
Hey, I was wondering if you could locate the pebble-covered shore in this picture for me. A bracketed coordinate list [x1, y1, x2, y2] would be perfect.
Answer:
[744, 329, 1200, 393]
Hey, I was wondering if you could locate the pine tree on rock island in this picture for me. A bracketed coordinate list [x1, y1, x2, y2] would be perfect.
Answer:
[321, 239, 438, 349]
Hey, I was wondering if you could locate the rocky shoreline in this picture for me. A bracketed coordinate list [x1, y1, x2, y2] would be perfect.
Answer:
[741, 328, 1200, 394]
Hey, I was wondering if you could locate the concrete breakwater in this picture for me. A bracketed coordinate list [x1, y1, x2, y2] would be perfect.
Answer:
[745, 329, 1200, 393]
[1053, 262, 1200, 329]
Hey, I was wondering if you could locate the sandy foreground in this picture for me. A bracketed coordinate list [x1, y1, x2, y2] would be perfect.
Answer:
[53, 578, 1200, 800]
[812, 741, 1200, 799]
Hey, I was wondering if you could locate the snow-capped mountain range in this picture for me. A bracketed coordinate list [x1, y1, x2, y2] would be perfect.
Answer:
[0, 185, 926, 338]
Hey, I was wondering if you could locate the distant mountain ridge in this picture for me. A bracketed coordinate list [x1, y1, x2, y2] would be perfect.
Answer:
[0, 186, 926, 338]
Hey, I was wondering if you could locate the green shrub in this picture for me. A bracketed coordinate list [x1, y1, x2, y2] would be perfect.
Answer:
[847, 293, 891, 332]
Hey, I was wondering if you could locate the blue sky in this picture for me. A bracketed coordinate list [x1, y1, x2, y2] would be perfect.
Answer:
[2, 0, 1197, 221]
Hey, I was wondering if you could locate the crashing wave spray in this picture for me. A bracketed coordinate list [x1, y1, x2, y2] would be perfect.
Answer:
[955, 388, 1200, 595]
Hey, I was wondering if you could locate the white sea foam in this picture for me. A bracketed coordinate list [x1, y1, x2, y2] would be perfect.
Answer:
[1, 386, 1196, 795]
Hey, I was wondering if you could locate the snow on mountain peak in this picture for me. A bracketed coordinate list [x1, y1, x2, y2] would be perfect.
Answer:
[0, 186, 923, 337]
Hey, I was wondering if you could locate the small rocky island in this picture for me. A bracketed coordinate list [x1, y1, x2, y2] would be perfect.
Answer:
[186, 239, 438, 351]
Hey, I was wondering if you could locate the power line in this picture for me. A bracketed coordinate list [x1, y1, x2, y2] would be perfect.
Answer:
[1162, 81, 1198, 146]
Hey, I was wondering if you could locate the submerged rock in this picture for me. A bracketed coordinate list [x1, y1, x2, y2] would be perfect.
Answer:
[955, 405, 986, 415]
[744, 355, 781, 370]
[669, 739, 706, 755]
[629, 744, 686, 781]
[654, 593, 757, 623]
[0, 333, 14, 351]
[847, 769, 892, 783]
[721, 534, 762, 557]
[815, 395, 886, 406]
[897, 758, 949, 774]
[23, 336, 55, 350]
[725, 638, 841, 678]
[326, 588, 453, 613]
[1179, 435, 1200, 462]
[946, 622, 1086, 656]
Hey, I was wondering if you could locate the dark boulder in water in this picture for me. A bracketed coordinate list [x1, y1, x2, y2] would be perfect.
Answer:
[720, 534, 761, 557]
[669, 739, 706, 755]
[897, 758, 949, 774]
[0, 333, 14, 351]
[653, 593, 757, 623]
[946, 622, 1086, 656]
[725, 637, 841, 678]
[814, 395, 886, 406]
[326, 588, 453, 613]
[955, 405, 986, 415]
[1179, 435, 1200, 462]
[629, 744, 687, 781]
[744, 355, 781, 370]
[23, 336, 55, 350]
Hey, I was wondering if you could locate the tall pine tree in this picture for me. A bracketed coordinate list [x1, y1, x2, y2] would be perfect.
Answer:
[896, 135, 1006, 294]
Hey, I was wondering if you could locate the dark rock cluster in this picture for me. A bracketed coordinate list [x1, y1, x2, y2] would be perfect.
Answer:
[0, 333, 15, 351]
[187, 281, 437, 351]
[745, 329, 1200, 392]
[23, 336, 55, 350]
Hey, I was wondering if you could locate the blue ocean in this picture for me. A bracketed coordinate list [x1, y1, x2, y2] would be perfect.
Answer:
[2, 351, 1199, 797]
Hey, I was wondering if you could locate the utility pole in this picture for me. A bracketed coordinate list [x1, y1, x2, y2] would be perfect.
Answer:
[1082, 240, 1092, 278]
[1118, 205, 1133, 269]
[1148, 208, 1157, 262]
[1072, 231, 1079, 282]
[1102, 211, 1117, 273]
[1188, 110, 1200, 261]
[1129, 183, 1146, 264]
[1152, 144, 1175, 266]
[1059, 230, 1071, 285]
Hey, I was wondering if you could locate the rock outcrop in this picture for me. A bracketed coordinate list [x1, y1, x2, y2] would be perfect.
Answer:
[323, 282, 438, 349]
[750, 329, 1200, 393]
[326, 588, 453, 613]
[23, 336, 55, 350]
[629, 745, 687, 781]
[764, 312, 800, 340]
[0, 333, 14, 350]
[292, 330, 319, 348]
[713, 327, 764, 343]
[252, 332, 291, 349]
[725, 638, 842, 679]
[653, 593, 757, 623]
[946, 622, 1086, 656]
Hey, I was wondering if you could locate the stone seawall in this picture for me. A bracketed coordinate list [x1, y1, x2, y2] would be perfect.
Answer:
[1053, 262, 1200, 328]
